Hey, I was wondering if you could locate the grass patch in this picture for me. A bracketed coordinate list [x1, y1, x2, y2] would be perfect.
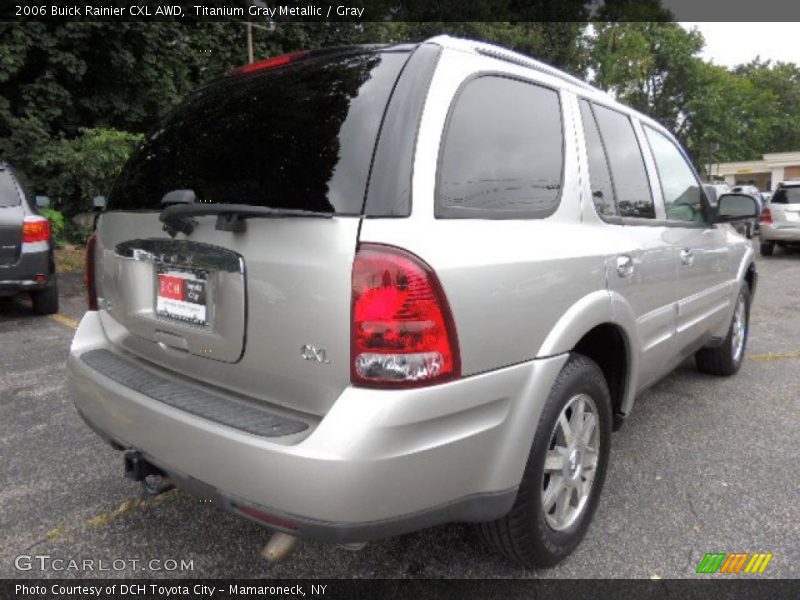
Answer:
[55, 245, 85, 273]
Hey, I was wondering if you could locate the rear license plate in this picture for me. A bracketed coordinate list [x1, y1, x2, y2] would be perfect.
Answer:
[156, 267, 208, 326]
[785, 212, 799, 222]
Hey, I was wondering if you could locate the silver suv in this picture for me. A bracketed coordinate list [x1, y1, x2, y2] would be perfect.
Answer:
[68, 36, 759, 567]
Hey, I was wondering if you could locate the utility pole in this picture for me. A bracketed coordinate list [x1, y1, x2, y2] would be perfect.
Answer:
[246, 22, 254, 63]
[707, 142, 719, 182]
[245, 0, 267, 63]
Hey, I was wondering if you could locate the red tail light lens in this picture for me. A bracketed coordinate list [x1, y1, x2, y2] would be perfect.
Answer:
[22, 216, 51, 243]
[351, 244, 460, 388]
[234, 504, 298, 530]
[759, 207, 772, 224]
[227, 51, 309, 76]
[85, 233, 98, 311]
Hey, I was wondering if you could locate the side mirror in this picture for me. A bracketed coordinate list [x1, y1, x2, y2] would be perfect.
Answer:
[715, 193, 760, 223]
[35, 195, 51, 209]
[92, 195, 108, 211]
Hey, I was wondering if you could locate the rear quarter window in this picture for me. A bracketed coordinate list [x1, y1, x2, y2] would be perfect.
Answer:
[0, 170, 22, 208]
[436, 75, 564, 219]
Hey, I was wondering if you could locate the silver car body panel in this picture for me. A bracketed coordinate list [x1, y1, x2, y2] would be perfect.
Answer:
[93, 212, 360, 416]
[70, 310, 567, 524]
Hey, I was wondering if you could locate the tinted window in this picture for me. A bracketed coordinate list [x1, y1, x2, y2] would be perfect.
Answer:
[436, 76, 563, 219]
[645, 126, 705, 223]
[365, 44, 441, 217]
[110, 51, 409, 214]
[772, 187, 800, 204]
[592, 105, 655, 219]
[0, 170, 22, 208]
[579, 100, 616, 217]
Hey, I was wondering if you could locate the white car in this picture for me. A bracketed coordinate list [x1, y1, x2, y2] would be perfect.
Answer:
[760, 180, 800, 255]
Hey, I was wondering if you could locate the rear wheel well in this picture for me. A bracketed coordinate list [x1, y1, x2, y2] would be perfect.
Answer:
[573, 324, 627, 427]
[745, 263, 756, 295]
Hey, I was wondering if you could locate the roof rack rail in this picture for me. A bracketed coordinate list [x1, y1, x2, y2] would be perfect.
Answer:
[475, 46, 597, 92]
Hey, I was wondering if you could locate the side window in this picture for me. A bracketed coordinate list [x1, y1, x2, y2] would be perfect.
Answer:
[644, 126, 705, 223]
[0, 169, 22, 208]
[579, 100, 617, 217]
[771, 187, 800, 204]
[436, 76, 563, 219]
[591, 104, 655, 219]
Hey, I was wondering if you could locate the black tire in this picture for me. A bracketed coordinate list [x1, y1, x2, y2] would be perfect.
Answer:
[759, 241, 774, 256]
[695, 284, 750, 376]
[30, 279, 59, 315]
[477, 354, 612, 568]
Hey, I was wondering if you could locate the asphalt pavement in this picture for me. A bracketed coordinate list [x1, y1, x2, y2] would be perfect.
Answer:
[1, 242, 798, 579]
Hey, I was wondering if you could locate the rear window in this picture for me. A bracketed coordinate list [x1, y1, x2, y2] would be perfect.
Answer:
[110, 50, 410, 214]
[0, 170, 22, 208]
[436, 75, 564, 219]
[772, 187, 800, 204]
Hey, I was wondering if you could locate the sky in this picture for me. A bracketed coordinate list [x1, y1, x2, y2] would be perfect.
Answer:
[680, 23, 800, 68]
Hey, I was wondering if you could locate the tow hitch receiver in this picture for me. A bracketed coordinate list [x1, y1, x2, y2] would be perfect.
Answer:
[124, 450, 163, 481]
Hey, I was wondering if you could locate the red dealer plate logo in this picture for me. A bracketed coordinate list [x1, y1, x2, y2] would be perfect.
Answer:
[159, 275, 185, 300]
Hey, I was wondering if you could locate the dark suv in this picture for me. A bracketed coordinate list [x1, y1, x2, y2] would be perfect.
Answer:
[0, 162, 58, 314]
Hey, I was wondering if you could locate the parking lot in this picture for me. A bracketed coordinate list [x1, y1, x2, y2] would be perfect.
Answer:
[1, 241, 798, 579]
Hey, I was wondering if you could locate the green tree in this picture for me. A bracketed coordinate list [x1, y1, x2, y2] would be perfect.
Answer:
[733, 60, 800, 154]
[591, 22, 705, 135]
[33, 127, 143, 214]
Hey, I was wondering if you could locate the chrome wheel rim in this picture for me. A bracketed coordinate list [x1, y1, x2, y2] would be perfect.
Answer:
[731, 294, 747, 363]
[541, 393, 600, 531]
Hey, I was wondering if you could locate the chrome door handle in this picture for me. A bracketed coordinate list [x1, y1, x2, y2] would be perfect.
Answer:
[680, 248, 695, 266]
[616, 255, 634, 278]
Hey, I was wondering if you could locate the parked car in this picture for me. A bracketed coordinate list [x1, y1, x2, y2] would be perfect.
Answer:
[67, 36, 759, 568]
[702, 182, 730, 207]
[759, 180, 800, 255]
[0, 161, 58, 314]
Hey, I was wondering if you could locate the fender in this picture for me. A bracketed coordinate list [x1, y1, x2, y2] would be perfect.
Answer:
[710, 244, 756, 340]
[537, 289, 641, 416]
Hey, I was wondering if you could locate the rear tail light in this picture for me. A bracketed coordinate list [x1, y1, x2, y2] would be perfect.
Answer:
[227, 50, 309, 76]
[759, 208, 772, 224]
[351, 244, 460, 388]
[22, 216, 51, 244]
[85, 233, 98, 311]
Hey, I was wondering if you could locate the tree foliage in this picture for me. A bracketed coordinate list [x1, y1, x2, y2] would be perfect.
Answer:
[33, 127, 144, 214]
[587, 23, 800, 170]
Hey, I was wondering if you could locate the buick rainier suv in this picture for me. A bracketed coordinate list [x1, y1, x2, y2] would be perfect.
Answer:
[69, 36, 759, 567]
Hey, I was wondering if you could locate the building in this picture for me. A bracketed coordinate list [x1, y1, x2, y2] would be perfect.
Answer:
[710, 151, 800, 191]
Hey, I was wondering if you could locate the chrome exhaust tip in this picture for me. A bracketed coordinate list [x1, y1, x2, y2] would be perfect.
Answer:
[261, 533, 301, 563]
[338, 542, 367, 552]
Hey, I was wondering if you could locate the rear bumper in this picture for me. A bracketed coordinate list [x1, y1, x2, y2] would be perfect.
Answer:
[69, 311, 567, 542]
[0, 248, 53, 295]
[760, 223, 800, 242]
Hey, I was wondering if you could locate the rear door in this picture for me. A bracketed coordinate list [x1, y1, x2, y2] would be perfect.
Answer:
[0, 167, 24, 266]
[578, 100, 680, 389]
[94, 47, 424, 416]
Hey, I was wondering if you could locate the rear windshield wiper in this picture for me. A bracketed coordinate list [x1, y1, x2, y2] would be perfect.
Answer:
[160, 202, 333, 236]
